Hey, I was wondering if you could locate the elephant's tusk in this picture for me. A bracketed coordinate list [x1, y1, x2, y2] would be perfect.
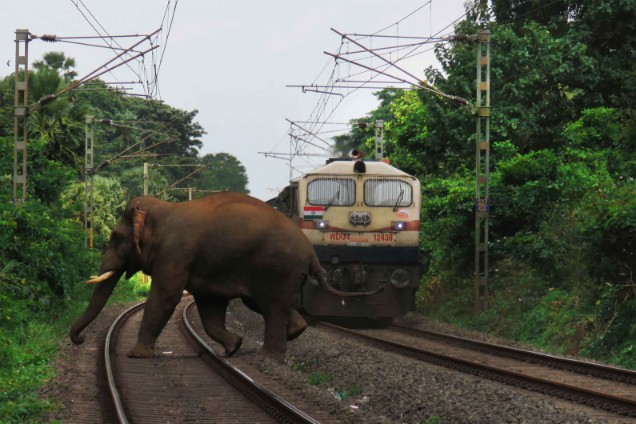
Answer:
[85, 271, 115, 285]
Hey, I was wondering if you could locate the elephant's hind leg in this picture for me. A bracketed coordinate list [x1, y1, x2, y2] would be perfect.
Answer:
[287, 309, 307, 341]
[195, 295, 243, 357]
[262, 307, 290, 363]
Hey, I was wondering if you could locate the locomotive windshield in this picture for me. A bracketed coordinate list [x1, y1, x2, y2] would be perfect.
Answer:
[364, 178, 413, 207]
[307, 177, 355, 206]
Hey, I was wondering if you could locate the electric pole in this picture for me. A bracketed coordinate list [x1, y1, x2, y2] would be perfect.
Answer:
[144, 162, 150, 196]
[374, 120, 385, 160]
[84, 116, 94, 248]
[474, 29, 491, 312]
[13, 29, 30, 204]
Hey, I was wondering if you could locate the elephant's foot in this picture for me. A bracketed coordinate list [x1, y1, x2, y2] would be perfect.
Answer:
[223, 335, 243, 358]
[287, 311, 308, 341]
[127, 342, 155, 358]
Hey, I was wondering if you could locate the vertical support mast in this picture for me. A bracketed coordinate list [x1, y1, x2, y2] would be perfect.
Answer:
[84, 116, 94, 248]
[13, 29, 30, 204]
[474, 29, 491, 311]
[289, 133, 293, 182]
[143, 162, 150, 196]
[374, 120, 385, 160]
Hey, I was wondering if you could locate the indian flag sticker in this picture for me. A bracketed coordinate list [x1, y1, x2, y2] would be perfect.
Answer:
[303, 205, 324, 220]
[396, 208, 410, 218]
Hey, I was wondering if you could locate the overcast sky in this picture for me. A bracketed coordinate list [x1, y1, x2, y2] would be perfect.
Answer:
[1, 0, 469, 201]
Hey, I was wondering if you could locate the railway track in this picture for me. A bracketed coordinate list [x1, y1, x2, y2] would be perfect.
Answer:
[98, 298, 322, 423]
[314, 320, 636, 418]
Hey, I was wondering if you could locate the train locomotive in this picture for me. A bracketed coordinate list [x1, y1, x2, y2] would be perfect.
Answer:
[274, 158, 421, 323]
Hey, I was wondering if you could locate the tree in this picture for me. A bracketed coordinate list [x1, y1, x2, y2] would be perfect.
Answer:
[332, 88, 406, 157]
[192, 153, 250, 195]
[32, 51, 78, 82]
[28, 52, 87, 173]
[381, 90, 430, 176]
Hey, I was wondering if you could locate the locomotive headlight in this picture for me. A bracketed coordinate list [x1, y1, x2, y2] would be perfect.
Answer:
[316, 219, 329, 231]
[392, 221, 406, 231]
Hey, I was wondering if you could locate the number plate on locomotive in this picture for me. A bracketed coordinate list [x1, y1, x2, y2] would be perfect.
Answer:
[324, 232, 395, 245]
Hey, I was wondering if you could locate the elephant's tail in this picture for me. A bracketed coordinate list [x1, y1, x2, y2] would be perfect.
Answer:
[309, 255, 384, 297]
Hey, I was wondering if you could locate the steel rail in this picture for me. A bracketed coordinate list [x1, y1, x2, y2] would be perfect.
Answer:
[391, 324, 636, 384]
[103, 302, 145, 424]
[317, 321, 636, 418]
[181, 301, 321, 424]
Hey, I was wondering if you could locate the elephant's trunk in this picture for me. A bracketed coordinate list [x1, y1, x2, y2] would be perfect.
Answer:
[69, 270, 123, 344]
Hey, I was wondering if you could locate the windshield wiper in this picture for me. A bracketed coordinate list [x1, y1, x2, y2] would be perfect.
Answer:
[324, 187, 340, 211]
[392, 188, 404, 212]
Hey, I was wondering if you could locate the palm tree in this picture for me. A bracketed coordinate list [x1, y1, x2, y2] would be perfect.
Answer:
[32, 51, 78, 82]
[29, 52, 86, 171]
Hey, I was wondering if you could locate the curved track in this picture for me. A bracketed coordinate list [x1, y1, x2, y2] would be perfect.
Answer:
[99, 298, 321, 423]
[315, 321, 636, 418]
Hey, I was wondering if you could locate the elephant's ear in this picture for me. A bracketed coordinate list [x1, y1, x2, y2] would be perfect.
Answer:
[133, 205, 147, 254]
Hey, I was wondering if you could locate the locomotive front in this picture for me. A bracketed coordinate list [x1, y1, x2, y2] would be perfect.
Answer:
[282, 158, 421, 322]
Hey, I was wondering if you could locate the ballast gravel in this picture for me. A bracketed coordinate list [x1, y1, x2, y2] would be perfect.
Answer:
[222, 301, 621, 424]
[42, 299, 628, 423]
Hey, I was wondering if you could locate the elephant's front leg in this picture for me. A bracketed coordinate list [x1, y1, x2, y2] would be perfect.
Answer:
[128, 278, 183, 358]
[195, 295, 243, 357]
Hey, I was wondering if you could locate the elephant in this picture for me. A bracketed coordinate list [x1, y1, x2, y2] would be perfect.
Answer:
[70, 192, 379, 361]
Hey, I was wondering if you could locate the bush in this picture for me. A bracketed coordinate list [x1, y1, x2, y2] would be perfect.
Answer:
[0, 197, 100, 422]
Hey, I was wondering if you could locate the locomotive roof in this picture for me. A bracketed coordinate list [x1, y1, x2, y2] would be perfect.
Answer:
[293, 159, 416, 180]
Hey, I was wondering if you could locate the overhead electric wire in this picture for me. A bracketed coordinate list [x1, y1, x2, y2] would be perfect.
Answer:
[78, 29, 159, 81]
[341, 40, 440, 56]
[329, 28, 468, 104]
[275, 0, 477, 179]
[69, 0, 145, 91]
[287, 119, 333, 150]
[30, 40, 160, 111]
[68, 0, 179, 99]
[351, 33, 451, 41]
[315, 0, 479, 105]
[159, 165, 207, 196]
[153, 0, 180, 99]
[360, 0, 432, 40]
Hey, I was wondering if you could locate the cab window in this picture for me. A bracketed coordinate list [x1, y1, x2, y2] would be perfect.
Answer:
[307, 178, 355, 206]
[364, 178, 412, 207]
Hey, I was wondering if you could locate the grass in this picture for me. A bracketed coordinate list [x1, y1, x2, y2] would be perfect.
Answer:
[0, 322, 57, 423]
[306, 373, 330, 386]
[0, 273, 151, 423]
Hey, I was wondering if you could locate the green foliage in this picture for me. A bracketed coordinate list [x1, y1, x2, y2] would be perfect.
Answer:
[332, 88, 405, 157]
[334, 5, 636, 368]
[32, 51, 78, 81]
[191, 152, 250, 195]
[306, 373, 330, 386]
[582, 282, 636, 369]
[425, 416, 442, 424]
[0, 326, 56, 422]
[60, 175, 128, 248]
[0, 49, 247, 422]
[0, 199, 98, 301]
[108, 272, 152, 304]
[419, 175, 474, 278]
[0, 204, 98, 423]
[381, 90, 430, 175]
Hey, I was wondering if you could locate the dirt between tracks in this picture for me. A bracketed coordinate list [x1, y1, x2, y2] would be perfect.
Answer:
[42, 300, 628, 423]
[41, 302, 135, 423]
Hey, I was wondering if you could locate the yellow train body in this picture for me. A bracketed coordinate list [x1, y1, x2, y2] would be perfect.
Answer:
[276, 159, 421, 322]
